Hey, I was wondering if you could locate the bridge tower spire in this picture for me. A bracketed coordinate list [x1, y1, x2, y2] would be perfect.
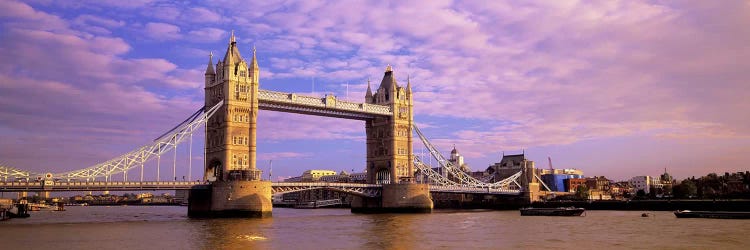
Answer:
[365, 78, 373, 103]
[205, 52, 215, 86]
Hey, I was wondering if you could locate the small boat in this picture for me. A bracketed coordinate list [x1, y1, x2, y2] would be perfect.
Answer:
[52, 202, 65, 211]
[520, 207, 585, 216]
[674, 210, 750, 219]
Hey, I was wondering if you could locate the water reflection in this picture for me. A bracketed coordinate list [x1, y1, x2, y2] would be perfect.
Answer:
[361, 214, 420, 250]
[197, 217, 275, 249]
[2, 207, 750, 249]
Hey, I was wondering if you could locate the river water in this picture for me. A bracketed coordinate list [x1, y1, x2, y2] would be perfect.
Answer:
[1, 206, 748, 249]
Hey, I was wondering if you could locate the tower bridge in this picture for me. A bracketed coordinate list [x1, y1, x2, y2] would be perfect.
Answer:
[0, 32, 537, 217]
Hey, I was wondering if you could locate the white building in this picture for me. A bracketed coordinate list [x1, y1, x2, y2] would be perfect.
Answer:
[449, 146, 471, 172]
[629, 176, 662, 194]
[302, 170, 337, 182]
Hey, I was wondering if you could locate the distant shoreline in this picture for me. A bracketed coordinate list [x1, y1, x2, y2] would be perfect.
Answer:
[527, 199, 750, 211]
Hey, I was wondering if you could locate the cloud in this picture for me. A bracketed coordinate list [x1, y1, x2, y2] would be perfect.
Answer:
[2, 0, 750, 180]
[258, 152, 312, 161]
[74, 14, 126, 28]
[187, 28, 226, 42]
[144, 22, 182, 40]
[257, 111, 364, 142]
[0, 1, 206, 173]
[185, 7, 222, 23]
[0, 0, 70, 32]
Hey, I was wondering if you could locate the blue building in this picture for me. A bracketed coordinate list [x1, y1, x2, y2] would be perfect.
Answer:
[541, 174, 584, 192]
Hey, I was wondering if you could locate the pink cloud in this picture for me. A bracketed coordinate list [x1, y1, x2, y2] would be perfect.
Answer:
[144, 22, 182, 40]
[185, 7, 222, 22]
[187, 28, 226, 43]
[257, 111, 364, 142]
[3, 0, 750, 180]
[258, 152, 312, 161]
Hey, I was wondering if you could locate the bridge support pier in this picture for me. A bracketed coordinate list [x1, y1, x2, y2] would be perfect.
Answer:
[351, 183, 432, 213]
[188, 180, 272, 218]
[523, 182, 541, 203]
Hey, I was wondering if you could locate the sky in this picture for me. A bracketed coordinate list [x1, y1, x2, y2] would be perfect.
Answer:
[0, 0, 748, 182]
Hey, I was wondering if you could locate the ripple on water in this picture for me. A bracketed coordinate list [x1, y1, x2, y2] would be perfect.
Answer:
[236, 234, 267, 241]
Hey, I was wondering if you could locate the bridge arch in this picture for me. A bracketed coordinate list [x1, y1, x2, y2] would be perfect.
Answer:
[205, 158, 222, 182]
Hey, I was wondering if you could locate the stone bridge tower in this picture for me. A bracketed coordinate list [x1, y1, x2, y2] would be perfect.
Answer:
[203, 31, 261, 182]
[365, 65, 414, 184]
[191, 32, 271, 218]
[355, 66, 432, 213]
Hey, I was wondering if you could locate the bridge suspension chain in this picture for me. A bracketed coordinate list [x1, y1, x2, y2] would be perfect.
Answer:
[47, 101, 225, 181]
[413, 155, 459, 186]
[412, 124, 521, 191]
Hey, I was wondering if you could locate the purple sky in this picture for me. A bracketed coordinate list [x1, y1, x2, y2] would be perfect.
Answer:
[0, 0, 748, 181]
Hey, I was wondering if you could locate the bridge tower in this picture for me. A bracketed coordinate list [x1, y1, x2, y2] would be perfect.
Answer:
[189, 31, 272, 218]
[354, 66, 432, 212]
[365, 65, 415, 184]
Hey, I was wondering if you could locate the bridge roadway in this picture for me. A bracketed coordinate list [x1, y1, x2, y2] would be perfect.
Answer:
[0, 181, 521, 196]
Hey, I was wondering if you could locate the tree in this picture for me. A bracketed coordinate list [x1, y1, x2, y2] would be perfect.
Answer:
[575, 186, 590, 200]
[674, 179, 698, 198]
[681, 179, 697, 198]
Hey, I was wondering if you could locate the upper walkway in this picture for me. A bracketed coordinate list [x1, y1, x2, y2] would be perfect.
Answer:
[258, 89, 392, 120]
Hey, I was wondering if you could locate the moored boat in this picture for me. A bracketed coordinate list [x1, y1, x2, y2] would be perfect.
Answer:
[674, 210, 750, 219]
[520, 207, 585, 216]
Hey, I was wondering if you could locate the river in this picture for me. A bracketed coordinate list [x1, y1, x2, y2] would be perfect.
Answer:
[1, 206, 747, 249]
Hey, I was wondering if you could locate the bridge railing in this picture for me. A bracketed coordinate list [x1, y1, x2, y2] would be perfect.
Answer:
[272, 182, 381, 188]
[0, 181, 203, 191]
[429, 185, 520, 194]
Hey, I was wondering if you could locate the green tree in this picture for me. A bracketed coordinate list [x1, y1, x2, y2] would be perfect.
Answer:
[575, 186, 590, 200]
[673, 183, 685, 198]
[680, 179, 697, 198]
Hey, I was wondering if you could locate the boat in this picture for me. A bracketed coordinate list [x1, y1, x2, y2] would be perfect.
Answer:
[51, 202, 65, 211]
[520, 207, 585, 216]
[674, 210, 750, 219]
[293, 199, 344, 209]
[7, 204, 30, 218]
[29, 203, 51, 211]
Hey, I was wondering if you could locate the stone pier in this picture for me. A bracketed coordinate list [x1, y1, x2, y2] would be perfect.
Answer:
[351, 183, 432, 213]
[188, 180, 272, 218]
